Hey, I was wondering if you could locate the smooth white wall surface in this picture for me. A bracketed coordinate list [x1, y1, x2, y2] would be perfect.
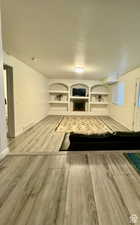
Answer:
[109, 68, 140, 130]
[3, 53, 49, 136]
[0, 14, 7, 153]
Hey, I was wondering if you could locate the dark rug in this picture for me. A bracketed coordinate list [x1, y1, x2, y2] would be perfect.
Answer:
[124, 153, 140, 174]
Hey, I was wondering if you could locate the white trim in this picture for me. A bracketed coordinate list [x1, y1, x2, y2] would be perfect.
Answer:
[15, 113, 48, 137]
[49, 101, 68, 104]
[48, 112, 109, 116]
[49, 90, 68, 94]
[0, 147, 9, 161]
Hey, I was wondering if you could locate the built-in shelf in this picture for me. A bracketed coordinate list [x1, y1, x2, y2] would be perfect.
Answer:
[49, 90, 68, 94]
[90, 102, 109, 105]
[70, 96, 89, 100]
[48, 82, 110, 115]
[91, 92, 109, 95]
[49, 101, 68, 104]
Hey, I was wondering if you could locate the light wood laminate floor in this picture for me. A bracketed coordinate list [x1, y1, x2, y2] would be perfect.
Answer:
[3, 116, 140, 225]
[8, 115, 129, 154]
[0, 153, 140, 225]
[8, 116, 64, 153]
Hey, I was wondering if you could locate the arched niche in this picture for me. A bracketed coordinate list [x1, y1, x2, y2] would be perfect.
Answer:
[49, 83, 68, 92]
[91, 84, 109, 93]
[70, 83, 89, 96]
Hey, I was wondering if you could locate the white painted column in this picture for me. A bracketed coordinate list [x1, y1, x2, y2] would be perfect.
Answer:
[0, 11, 8, 155]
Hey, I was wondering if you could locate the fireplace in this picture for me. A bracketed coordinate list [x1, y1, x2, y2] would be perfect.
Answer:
[73, 101, 85, 111]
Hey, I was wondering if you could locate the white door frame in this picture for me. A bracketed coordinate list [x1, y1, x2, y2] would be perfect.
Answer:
[4, 64, 15, 138]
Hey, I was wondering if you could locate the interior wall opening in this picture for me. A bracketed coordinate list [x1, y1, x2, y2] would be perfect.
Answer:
[73, 100, 85, 111]
[3, 64, 15, 138]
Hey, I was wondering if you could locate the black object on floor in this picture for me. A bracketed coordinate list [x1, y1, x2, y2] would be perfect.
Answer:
[68, 131, 140, 151]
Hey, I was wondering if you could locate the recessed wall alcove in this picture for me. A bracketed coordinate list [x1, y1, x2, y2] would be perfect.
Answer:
[49, 83, 69, 113]
[70, 84, 89, 112]
[90, 84, 109, 114]
[48, 81, 110, 115]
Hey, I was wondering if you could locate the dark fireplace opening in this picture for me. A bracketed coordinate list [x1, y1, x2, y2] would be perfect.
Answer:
[73, 101, 85, 111]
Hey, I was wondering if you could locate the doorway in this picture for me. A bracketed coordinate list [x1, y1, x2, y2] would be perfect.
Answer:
[3, 64, 15, 138]
[134, 79, 140, 131]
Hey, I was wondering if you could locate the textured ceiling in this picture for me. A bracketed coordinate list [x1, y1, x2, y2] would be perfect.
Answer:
[1, 0, 140, 80]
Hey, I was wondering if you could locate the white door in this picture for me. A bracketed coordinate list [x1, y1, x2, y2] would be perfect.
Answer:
[134, 79, 140, 131]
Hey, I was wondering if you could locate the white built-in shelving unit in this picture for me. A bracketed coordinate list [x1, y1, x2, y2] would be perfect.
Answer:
[70, 96, 89, 99]
[90, 92, 109, 95]
[49, 101, 68, 104]
[89, 85, 109, 114]
[90, 102, 109, 105]
[48, 83, 69, 112]
[48, 82, 110, 115]
[49, 90, 68, 94]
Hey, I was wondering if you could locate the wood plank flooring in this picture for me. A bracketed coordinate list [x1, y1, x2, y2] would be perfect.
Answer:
[8, 115, 129, 153]
[8, 116, 63, 153]
[99, 116, 129, 132]
[3, 117, 140, 224]
[0, 153, 140, 225]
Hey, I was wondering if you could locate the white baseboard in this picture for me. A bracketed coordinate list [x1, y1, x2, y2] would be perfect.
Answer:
[0, 147, 9, 161]
[48, 111, 109, 116]
[15, 113, 48, 137]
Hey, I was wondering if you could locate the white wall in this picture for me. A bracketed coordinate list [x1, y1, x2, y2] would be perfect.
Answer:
[0, 14, 7, 153]
[109, 68, 140, 130]
[3, 53, 49, 136]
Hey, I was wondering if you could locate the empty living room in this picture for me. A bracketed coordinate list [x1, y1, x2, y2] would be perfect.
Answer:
[1, 0, 140, 224]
